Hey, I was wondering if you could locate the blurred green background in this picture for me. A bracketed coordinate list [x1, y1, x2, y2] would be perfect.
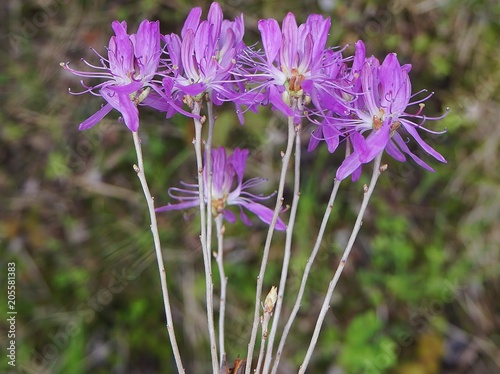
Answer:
[1, 0, 499, 373]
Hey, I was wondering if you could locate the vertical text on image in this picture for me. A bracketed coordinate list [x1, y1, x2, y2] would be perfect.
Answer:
[7, 262, 17, 367]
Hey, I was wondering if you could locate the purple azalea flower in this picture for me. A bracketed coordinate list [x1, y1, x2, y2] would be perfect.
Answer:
[307, 40, 366, 154]
[62, 20, 161, 131]
[156, 147, 286, 230]
[313, 41, 447, 181]
[240, 12, 345, 117]
[159, 2, 247, 117]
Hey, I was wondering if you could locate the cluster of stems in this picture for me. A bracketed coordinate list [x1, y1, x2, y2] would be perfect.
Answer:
[132, 97, 387, 373]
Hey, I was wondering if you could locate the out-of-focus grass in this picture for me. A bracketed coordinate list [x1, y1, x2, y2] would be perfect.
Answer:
[1, 0, 500, 373]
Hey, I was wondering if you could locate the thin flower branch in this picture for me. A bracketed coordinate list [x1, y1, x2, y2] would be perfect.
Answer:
[270, 175, 342, 373]
[192, 101, 219, 373]
[298, 152, 385, 374]
[271, 145, 350, 373]
[245, 117, 296, 374]
[215, 214, 227, 363]
[205, 93, 217, 360]
[131, 132, 185, 373]
[262, 123, 302, 374]
[255, 287, 278, 374]
[206, 91, 216, 278]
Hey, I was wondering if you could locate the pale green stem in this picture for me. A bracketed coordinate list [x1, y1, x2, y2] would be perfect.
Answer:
[262, 124, 302, 374]
[132, 131, 185, 373]
[215, 214, 227, 363]
[192, 102, 219, 372]
[245, 117, 296, 374]
[298, 152, 384, 374]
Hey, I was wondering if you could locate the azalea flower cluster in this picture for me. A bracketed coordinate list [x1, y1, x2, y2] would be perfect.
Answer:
[62, 2, 446, 227]
[306, 41, 448, 181]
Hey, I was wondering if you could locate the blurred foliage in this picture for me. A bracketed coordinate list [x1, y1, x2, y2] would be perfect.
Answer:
[1, 0, 500, 373]
[339, 311, 397, 373]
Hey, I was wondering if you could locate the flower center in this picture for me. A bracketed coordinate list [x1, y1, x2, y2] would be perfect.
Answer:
[372, 108, 385, 130]
[211, 196, 227, 216]
[288, 68, 305, 94]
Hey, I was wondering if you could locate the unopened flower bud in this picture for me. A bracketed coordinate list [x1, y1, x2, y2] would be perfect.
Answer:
[264, 286, 277, 315]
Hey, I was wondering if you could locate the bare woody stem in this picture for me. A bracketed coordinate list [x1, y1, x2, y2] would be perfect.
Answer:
[298, 152, 384, 374]
[131, 131, 185, 373]
[270, 177, 342, 374]
[262, 123, 302, 374]
[192, 102, 219, 373]
[270, 144, 350, 374]
[245, 117, 296, 374]
[215, 214, 227, 363]
[205, 91, 215, 288]
[256, 287, 277, 374]
[255, 310, 272, 374]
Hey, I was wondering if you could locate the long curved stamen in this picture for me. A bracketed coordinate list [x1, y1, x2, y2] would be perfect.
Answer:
[68, 86, 96, 96]
[61, 63, 112, 79]
[81, 57, 109, 70]
[89, 47, 109, 63]
[401, 119, 448, 134]
[241, 178, 267, 189]
[168, 189, 200, 199]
